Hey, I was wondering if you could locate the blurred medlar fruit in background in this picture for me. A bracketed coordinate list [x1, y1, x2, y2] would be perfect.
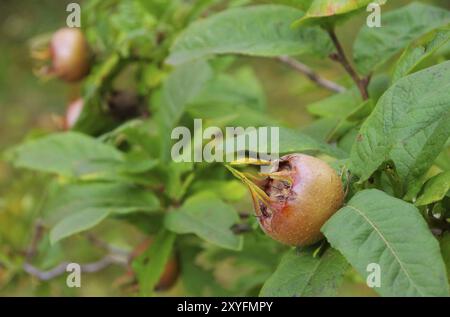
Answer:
[50, 28, 90, 82]
[64, 98, 83, 130]
[32, 28, 91, 82]
[60, 91, 145, 132]
[250, 154, 344, 247]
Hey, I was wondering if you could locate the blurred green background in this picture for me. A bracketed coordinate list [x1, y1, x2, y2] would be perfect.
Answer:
[0, 0, 449, 296]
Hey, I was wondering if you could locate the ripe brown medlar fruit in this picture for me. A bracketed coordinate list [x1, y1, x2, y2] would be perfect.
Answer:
[50, 28, 91, 82]
[32, 28, 91, 82]
[234, 154, 344, 247]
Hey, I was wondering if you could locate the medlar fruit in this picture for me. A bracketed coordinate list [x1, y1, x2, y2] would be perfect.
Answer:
[64, 98, 84, 130]
[50, 28, 90, 82]
[32, 28, 91, 82]
[246, 154, 344, 246]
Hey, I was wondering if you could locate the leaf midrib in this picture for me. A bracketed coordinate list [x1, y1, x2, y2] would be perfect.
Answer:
[346, 205, 425, 296]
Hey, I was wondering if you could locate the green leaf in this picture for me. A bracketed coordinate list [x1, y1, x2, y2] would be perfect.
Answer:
[306, 75, 389, 119]
[326, 100, 374, 142]
[351, 62, 450, 191]
[294, 0, 385, 27]
[191, 67, 267, 112]
[133, 229, 176, 296]
[156, 59, 212, 159]
[222, 127, 347, 160]
[190, 180, 247, 202]
[269, 0, 313, 11]
[260, 248, 349, 297]
[323, 189, 449, 297]
[435, 146, 450, 171]
[179, 243, 231, 296]
[5, 132, 125, 179]
[440, 233, 450, 284]
[44, 182, 160, 226]
[165, 193, 242, 250]
[75, 54, 122, 135]
[187, 102, 279, 127]
[49, 208, 109, 245]
[277, 128, 347, 158]
[166, 5, 332, 65]
[307, 88, 362, 118]
[158, 59, 212, 131]
[392, 29, 450, 83]
[354, 2, 450, 75]
[186, 66, 270, 127]
[301, 117, 341, 142]
[416, 171, 450, 206]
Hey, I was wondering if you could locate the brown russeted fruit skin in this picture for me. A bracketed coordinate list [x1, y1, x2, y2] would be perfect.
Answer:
[50, 28, 90, 82]
[257, 154, 344, 247]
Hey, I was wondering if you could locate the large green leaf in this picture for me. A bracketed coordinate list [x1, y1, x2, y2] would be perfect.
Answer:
[351, 62, 450, 191]
[301, 117, 341, 142]
[307, 88, 362, 118]
[294, 0, 385, 27]
[49, 208, 109, 245]
[186, 66, 275, 127]
[166, 5, 332, 65]
[326, 99, 374, 142]
[440, 233, 450, 284]
[133, 229, 176, 296]
[323, 189, 449, 297]
[45, 182, 160, 227]
[392, 29, 450, 83]
[416, 171, 450, 206]
[164, 192, 243, 250]
[435, 145, 450, 171]
[222, 127, 347, 160]
[156, 59, 212, 159]
[157, 59, 212, 131]
[187, 102, 278, 127]
[74, 54, 123, 135]
[278, 127, 346, 158]
[191, 67, 267, 112]
[306, 74, 389, 119]
[260, 248, 349, 297]
[5, 132, 125, 179]
[179, 244, 231, 296]
[269, 0, 313, 11]
[354, 2, 450, 75]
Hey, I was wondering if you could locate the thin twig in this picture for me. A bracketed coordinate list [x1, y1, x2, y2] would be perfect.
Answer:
[25, 220, 45, 261]
[23, 254, 128, 281]
[277, 56, 346, 93]
[86, 233, 129, 257]
[22, 221, 130, 281]
[327, 29, 370, 100]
